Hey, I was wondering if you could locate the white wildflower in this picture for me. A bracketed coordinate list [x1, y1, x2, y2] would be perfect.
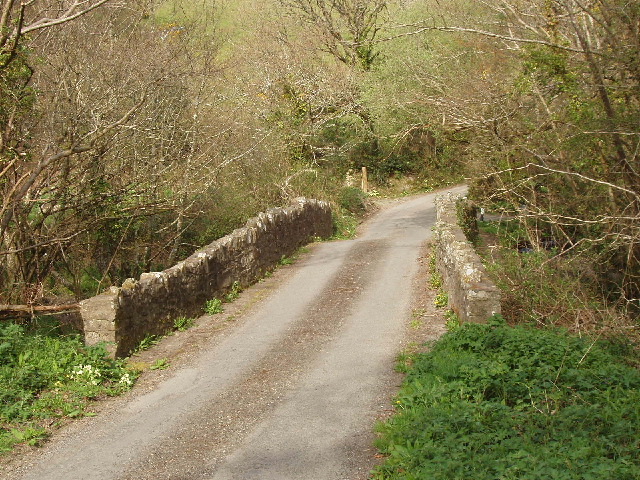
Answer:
[118, 373, 133, 388]
[70, 364, 101, 386]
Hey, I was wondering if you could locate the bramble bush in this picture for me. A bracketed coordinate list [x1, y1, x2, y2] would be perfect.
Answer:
[373, 316, 640, 479]
[0, 319, 136, 452]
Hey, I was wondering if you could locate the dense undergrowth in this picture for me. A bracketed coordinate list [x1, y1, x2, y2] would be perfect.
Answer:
[373, 316, 640, 479]
[475, 218, 636, 335]
[0, 319, 135, 453]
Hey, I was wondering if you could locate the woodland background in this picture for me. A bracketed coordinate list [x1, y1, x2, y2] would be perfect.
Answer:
[1, 0, 639, 331]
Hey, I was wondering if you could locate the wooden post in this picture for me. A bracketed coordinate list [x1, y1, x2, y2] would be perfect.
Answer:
[361, 166, 368, 193]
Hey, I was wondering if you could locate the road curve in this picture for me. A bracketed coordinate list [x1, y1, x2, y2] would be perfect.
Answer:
[6, 185, 466, 480]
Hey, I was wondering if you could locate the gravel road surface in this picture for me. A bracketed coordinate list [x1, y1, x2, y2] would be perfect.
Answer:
[3, 185, 466, 480]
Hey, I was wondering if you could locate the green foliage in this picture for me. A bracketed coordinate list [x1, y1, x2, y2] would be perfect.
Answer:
[6, 426, 47, 448]
[0, 320, 135, 453]
[132, 334, 160, 353]
[410, 309, 425, 330]
[485, 246, 602, 327]
[278, 255, 293, 266]
[173, 316, 195, 331]
[314, 117, 371, 174]
[394, 348, 416, 375]
[456, 198, 479, 245]
[521, 45, 578, 97]
[479, 217, 533, 250]
[0, 50, 34, 134]
[433, 291, 448, 309]
[443, 309, 460, 331]
[428, 270, 441, 289]
[331, 210, 359, 239]
[203, 298, 223, 315]
[338, 186, 368, 214]
[477, 219, 498, 236]
[373, 321, 640, 479]
[428, 253, 442, 290]
[149, 358, 169, 370]
[0, 0, 469, 306]
[476, 216, 637, 338]
[465, 1, 640, 304]
[204, 281, 243, 313]
[224, 281, 242, 302]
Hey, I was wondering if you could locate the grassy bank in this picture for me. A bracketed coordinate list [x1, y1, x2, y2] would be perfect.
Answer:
[0, 319, 135, 453]
[373, 316, 640, 479]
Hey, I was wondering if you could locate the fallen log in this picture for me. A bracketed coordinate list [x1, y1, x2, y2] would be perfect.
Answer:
[0, 304, 80, 318]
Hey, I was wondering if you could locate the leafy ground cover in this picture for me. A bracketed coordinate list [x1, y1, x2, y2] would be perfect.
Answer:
[373, 316, 640, 479]
[0, 319, 135, 453]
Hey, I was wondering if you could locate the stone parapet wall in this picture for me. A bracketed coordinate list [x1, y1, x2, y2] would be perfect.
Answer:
[80, 198, 333, 357]
[433, 193, 501, 323]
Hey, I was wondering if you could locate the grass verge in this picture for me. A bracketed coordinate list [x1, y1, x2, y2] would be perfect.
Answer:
[0, 318, 136, 453]
[373, 316, 640, 479]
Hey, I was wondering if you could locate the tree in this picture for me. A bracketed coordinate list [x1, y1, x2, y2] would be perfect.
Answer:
[0, 0, 113, 66]
[405, 0, 640, 307]
[0, 1, 230, 303]
[0, 0, 127, 302]
[279, 0, 387, 70]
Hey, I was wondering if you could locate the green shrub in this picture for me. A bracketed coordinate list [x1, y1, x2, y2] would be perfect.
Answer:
[173, 316, 195, 331]
[373, 319, 640, 479]
[332, 210, 358, 239]
[433, 291, 448, 308]
[485, 247, 606, 328]
[338, 186, 368, 214]
[224, 281, 242, 302]
[456, 198, 479, 244]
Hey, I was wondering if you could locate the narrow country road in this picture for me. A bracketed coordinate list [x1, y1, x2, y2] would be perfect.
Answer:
[4, 185, 466, 480]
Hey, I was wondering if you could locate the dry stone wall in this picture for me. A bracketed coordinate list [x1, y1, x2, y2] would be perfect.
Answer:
[434, 193, 501, 323]
[80, 198, 333, 357]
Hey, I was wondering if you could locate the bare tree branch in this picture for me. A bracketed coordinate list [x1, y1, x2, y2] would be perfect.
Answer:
[21, 0, 113, 35]
[0, 92, 146, 238]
